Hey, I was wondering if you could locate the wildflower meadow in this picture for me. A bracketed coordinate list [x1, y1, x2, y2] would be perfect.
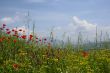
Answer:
[0, 23, 110, 73]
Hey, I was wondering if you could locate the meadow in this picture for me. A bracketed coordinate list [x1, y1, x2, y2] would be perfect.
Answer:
[0, 24, 110, 73]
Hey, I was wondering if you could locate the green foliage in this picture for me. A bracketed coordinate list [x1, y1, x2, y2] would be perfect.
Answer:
[0, 33, 110, 73]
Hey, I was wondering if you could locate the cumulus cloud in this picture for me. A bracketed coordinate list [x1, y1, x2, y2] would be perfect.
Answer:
[0, 17, 15, 25]
[55, 16, 96, 33]
[0, 12, 26, 25]
[72, 16, 96, 32]
[0, 17, 14, 24]
[53, 16, 98, 42]
[54, 16, 110, 43]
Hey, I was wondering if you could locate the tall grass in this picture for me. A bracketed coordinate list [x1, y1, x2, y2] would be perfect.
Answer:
[0, 21, 110, 73]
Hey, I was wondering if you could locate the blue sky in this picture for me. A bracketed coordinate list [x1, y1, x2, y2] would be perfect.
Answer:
[0, 0, 110, 42]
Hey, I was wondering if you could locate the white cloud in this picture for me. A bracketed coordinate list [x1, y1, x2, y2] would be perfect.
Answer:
[72, 16, 96, 31]
[71, 16, 110, 41]
[55, 16, 97, 34]
[53, 16, 98, 42]
[0, 12, 25, 25]
[0, 17, 14, 24]
[53, 16, 110, 43]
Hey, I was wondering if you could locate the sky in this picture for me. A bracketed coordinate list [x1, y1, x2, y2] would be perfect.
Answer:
[0, 0, 110, 42]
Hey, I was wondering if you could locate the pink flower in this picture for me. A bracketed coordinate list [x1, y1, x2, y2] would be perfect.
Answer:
[19, 29, 22, 31]
[3, 24, 6, 26]
[21, 35, 27, 39]
[6, 28, 9, 31]
[44, 38, 47, 41]
[6, 31, 11, 34]
[12, 29, 15, 32]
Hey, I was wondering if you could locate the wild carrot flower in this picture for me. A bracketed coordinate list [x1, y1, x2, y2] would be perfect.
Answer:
[3, 24, 6, 26]
[19, 29, 22, 31]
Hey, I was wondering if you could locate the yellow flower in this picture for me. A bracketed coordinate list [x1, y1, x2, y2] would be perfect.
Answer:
[5, 59, 13, 65]
[43, 55, 46, 57]
[19, 52, 27, 56]
[80, 62, 84, 65]
[53, 58, 58, 62]
[18, 50, 27, 56]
